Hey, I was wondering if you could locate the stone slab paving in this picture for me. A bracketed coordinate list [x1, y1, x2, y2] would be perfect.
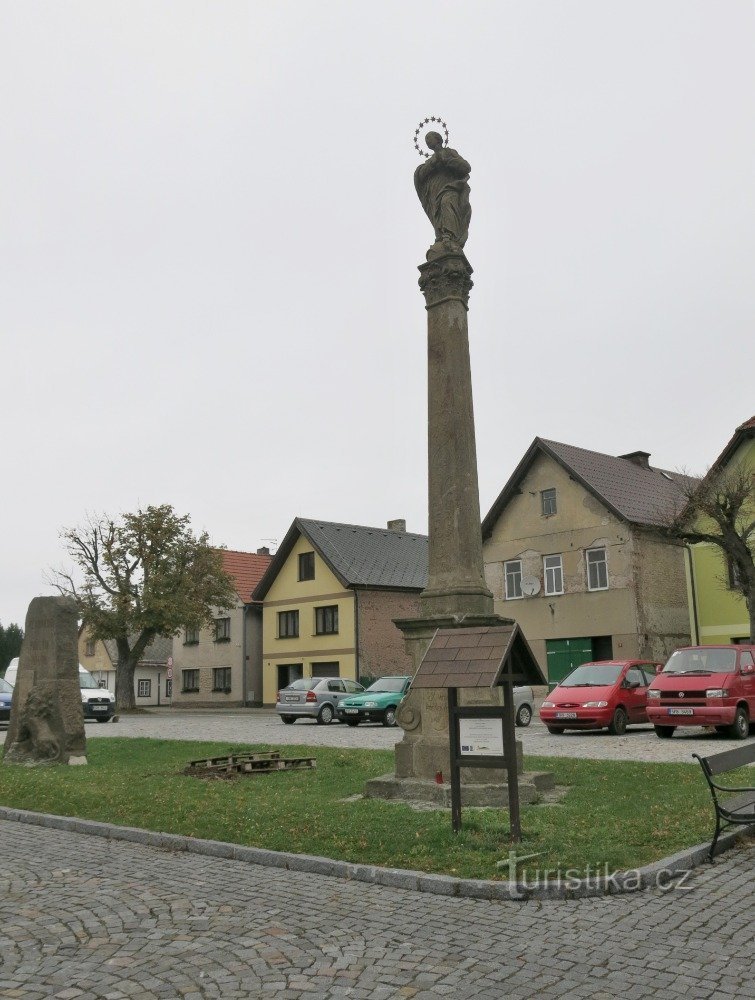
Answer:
[0, 819, 752, 999]
[2, 708, 750, 764]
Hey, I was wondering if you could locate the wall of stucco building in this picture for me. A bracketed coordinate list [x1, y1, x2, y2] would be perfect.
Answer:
[632, 531, 691, 660]
[171, 602, 246, 707]
[483, 452, 651, 676]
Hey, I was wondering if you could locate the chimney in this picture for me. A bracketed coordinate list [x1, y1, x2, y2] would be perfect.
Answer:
[619, 451, 651, 469]
[256, 546, 270, 556]
[387, 519, 406, 533]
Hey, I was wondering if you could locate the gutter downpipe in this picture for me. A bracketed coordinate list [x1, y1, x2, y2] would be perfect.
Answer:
[354, 588, 360, 683]
[242, 603, 248, 706]
[685, 545, 700, 645]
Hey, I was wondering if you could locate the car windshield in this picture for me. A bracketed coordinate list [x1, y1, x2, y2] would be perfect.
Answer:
[0, 677, 12, 693]
[79, 671, 101, 689]
[366, 678, 407, 693]
[663, 649, 736, 675]
[285, 678, 318, 691]
[560, 663, 624, 688]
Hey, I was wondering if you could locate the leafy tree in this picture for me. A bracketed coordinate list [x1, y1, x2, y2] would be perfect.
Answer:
[667, 462, 755, 642]
[52, 505, 237, 709]
[0, 622, 24, 674]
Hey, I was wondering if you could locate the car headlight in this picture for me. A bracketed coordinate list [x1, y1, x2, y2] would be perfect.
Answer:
[648, 690, 661, 699]
[706, 689, 728, 699]
[364, 701, 378, 707]
[582, 701, 608, 708]
[541, 701, 555, 708]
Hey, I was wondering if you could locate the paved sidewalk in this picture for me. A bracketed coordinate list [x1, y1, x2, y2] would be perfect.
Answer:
[2, 708, 748, 764]
[0, 819, 752, 999]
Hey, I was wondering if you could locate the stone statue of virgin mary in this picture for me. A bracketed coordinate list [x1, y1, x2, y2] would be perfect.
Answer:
[414, 131, 472, 257]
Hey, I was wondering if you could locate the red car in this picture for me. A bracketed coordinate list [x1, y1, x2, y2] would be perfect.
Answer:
[539, 660, 661, 735]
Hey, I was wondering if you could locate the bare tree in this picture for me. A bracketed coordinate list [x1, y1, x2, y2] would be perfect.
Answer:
[52, 505, 238, 709]
[667, 462, 755, 642]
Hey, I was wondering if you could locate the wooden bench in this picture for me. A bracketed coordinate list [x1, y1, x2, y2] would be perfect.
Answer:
[693, 743, 755, 861]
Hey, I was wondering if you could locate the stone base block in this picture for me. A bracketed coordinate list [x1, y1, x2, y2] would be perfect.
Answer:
[364, 773, 544, 808]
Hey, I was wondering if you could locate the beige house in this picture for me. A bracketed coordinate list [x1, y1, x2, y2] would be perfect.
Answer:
[252, 518, 427, 705]
[171, 548, 272, 707]
[78, 629, 171, 706]
[481, 438, 695, 684]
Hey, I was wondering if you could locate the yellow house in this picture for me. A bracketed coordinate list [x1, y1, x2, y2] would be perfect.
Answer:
[687, 416, 754, 645]
[253, 518, 427, 705]
[482, 438, 694, 684]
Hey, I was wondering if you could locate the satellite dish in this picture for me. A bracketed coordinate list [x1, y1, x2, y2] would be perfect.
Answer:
[521, 576, 541, 597]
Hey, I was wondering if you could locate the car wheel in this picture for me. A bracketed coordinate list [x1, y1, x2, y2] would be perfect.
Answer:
[382, 706, 398, 727]
[654, 725, 675, 739]
[515, 704, 532, 727]
[608, 707, 628, 736]
[281, 715, 295, 725]
[346, 719, 359, 727]
[546, 725, 564, 734]
[317, 704, 335, 725]
[728, 705, 749, 740]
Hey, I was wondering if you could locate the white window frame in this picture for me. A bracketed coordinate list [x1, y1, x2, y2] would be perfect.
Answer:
[586, 547, 608, 591]
[543, 554, 564, 596]
[541, 488, 557, 517]
[137, 678, 151, 698]
[504, 559, 523, 600]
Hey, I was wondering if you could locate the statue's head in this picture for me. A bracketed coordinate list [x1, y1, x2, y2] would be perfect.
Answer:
[425, 131, 443, 152]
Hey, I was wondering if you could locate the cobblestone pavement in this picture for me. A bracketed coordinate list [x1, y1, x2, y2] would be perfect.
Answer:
[2, 708, 749, 764]
[0, 819, 752, 999]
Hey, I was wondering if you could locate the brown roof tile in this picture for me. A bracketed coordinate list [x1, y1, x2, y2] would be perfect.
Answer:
[220, 549, 274, 604]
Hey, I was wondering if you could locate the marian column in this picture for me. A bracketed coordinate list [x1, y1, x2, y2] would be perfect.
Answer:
[414, 129, 493, 618]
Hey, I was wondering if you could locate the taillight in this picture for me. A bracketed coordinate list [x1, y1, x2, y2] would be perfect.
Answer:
[306, 690, 317, 702]
[276, 691, 281, 703]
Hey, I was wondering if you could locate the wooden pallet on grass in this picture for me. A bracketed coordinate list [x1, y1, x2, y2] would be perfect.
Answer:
[187, 750, 316, 776]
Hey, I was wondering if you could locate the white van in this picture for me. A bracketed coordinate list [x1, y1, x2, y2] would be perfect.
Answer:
[4, 658, 116, 723]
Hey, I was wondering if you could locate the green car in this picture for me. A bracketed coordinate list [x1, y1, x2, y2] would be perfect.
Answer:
[336, 676, 411, 727]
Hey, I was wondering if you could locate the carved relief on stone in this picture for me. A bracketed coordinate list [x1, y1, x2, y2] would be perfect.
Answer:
[418, 253, 474, 308]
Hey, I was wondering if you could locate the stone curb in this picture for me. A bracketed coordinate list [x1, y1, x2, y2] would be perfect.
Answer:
[0, 804, 748, 901]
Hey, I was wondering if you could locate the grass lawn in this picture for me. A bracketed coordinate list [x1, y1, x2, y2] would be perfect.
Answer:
[0, 738, 737, 879]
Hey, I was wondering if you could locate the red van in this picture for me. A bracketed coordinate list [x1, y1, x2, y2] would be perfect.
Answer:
[647, 645, 755, 740]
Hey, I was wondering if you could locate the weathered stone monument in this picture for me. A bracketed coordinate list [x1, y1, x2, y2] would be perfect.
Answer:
[366, 120, 549, 807]
[3, 596, 87, 766]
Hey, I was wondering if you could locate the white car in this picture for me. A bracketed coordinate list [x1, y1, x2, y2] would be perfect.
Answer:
[4, 658, 116, 723]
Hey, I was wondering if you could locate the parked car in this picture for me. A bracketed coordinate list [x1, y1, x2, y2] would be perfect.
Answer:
[539, 660, 660, 735]
[647, 644, 755, 740]
[4, 658, 116, 723]
[0, 676, 13, 723]
[336, 676, 412, 727]
[276, 677, 365, 725]
[513, 686, 535, 727]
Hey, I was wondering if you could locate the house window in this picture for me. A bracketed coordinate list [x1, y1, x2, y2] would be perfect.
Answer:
[84, 639, 95, 656]
[184, 626, 199, 645]
[586, 547, 608, 591]
[298, 551, 315, 581]
[504, 560, 523, 600]
[541, 488, 557, 516]
[137, 679, 151, 698]
[728, 558, 742, 589]
[543, 554, 564, 596]
[165, 679, 172, 698]
[278, 610, 299, 638]
[315, 605, 339, 635]
[214, 617, 231, 642]
[182, 669, 199, 693]
[212, 667, 232, 692]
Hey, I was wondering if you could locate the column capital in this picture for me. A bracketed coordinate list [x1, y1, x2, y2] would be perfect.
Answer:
[418, 251, 473, 309]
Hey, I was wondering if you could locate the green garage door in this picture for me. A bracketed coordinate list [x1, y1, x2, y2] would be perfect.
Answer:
[546, 638, 594, 690]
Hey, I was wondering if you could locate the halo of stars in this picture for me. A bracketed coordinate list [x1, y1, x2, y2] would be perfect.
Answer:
[413, 117, 449, 158]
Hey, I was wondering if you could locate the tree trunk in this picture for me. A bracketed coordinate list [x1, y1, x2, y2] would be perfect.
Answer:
[115, 651, 137, 710]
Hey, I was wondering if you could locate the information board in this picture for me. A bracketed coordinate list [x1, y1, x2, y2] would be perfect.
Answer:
[458, 717, 504, 756]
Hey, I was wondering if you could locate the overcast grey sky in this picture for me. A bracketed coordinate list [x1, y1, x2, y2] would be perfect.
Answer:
[2, 1, 754, 628]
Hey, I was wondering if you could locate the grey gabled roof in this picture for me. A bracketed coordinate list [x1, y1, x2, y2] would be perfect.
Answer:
[482, 437, 697, 537]
[103, 634, 173, 667]
[253, 518, 428, 599]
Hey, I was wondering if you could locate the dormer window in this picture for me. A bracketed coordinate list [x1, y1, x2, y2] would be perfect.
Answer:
[298, 551, 315, 581]
[541, 488, 557, 516]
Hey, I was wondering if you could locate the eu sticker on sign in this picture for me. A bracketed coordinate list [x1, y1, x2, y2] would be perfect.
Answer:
[458, 718, 504, 756]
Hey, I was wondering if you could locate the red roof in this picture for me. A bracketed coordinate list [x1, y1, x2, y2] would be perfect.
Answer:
[220, 549, 274, 604]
